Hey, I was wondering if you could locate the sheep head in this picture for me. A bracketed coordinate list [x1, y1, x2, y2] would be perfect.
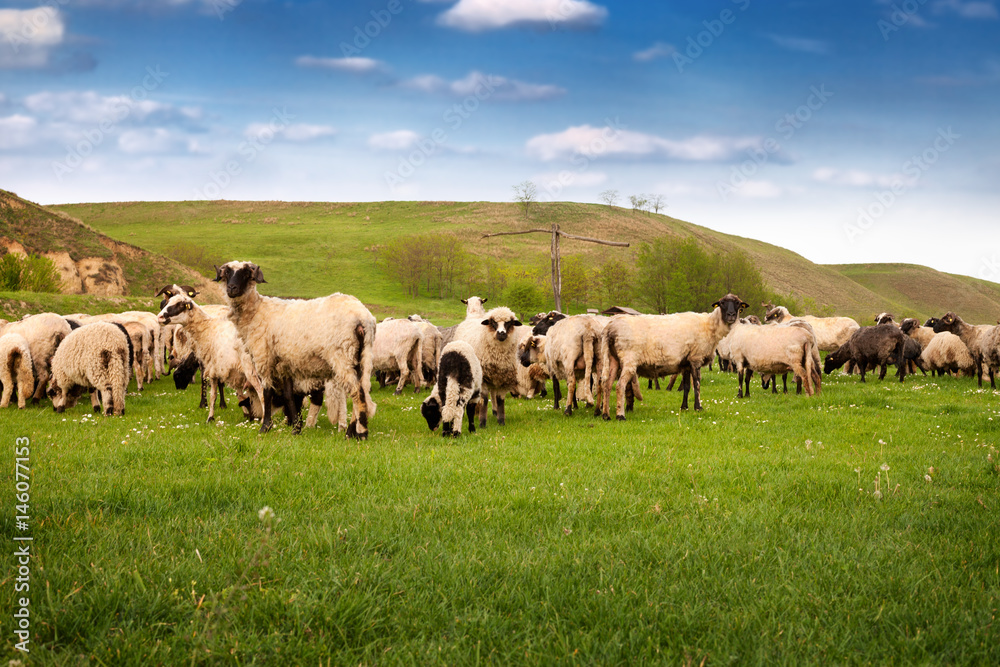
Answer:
[420, 394, 442, 432]
[214, 261, 266, 299]
[518, 335, 546, 368]
[712, 294, 749, 325]
[933, 312, 961, 334]
[531, 311, 566, 336]
[480, 307, 522, 343]
[157, 294, 195, 325]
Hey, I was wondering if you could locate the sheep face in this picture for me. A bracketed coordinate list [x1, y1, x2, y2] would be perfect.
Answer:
[875, 313, 894, 325]
[480, 313, 522, 342]
[933, 312, 960, 334]
[157, 295, 195, 325]
[518, 335, 545, 368]
[712, 294, 749, 325]
[214, 261, 266, 299]
[899, 318, 919, 334]
[156, 284, 199, 310]
[421, 394, 442, 432]
[823, 346, 851, 374]
[47, 381, 84, 412]
[531, 311, 566, 336]
[923, 317, 941, 329]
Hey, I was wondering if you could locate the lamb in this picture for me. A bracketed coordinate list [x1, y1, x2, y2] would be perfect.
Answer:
[452, 306, 523, 427]
[372, 318, 426, 394]
[421, 340, 483, 437]
[921, 332, 975, 377]
[0, 333, 34, 409]
[599, 293, 748, 420]
[763, 305, 860, 352]
[932, 312, 997, 388]
[823, 324, 909, 382]
[0, 313, 73, 404]
[158, 294, 265, 423]
[215, 261, 376, 437]
[408, 315, 442, 384]
[518, 314, 603, 415]
[47, 322, 130, 415]
[726, 319, 822, 398]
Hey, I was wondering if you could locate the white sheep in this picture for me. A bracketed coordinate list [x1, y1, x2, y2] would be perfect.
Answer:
[725, 319, 822, 398]
[518, 314, 603, 415]
[421, 340, 483, 437]
[439, 296, 490, 350]
[921, 332, 975, 377]
[215, 261, 376, 437]
[158, 294, 266, 423]
[373, 317, 425, 394]
[599, 294, 747, 420]
[48, 322, 130, 416]
[0, 333, 34, 409]
[764, 305, 860, 352]
[0, 312, 73, 404]
[408, 315, 442, 384]
[452, 306, 523, 427]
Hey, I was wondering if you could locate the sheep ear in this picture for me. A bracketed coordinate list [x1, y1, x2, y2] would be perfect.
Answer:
[461, 299, 469, 305]
[482, 298, 488, 304]
[213, 265, 224, 282]
[711, 301, 721, 310]
[154, 285, 172, 297]
[185, 302, 192, 310]
[481, 319, 490, 326]
[252, 265, 267, 284]
[513, 320, 523, 327]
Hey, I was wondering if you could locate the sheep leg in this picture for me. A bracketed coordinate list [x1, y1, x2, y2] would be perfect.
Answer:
[281, 377, 303, 434]
[990, 368, 997, 390]
[736, 366, 745, 399]
[782, 374, 788, 394]
[495, 390, 507, 426]
[0, 381, 11, 408]
[692, 366, 703, 411]
[102, 386, 113, 416]
[565, 374, 577, 416]
[666, 374, 678, 391]
[478, 395, 488, 429]
[199, 366, 208, 408]
[259, 387, 275, 434]
[218, 381, 227, 409]
[31, 367, 48, 404]
[600, 355, 619, 420]
[680, 369, 692, 410]
[91, 390, 101, 413]
[393, 353, 410, 395]
[615, 365, 635, 420]
[625, 379, 636, 413]
[305, 388, 324, 428]
[796, 376, 803, 395]
[466, 395, 479, 434]
[744, 369, 752, 398]
[206, 379, 218, 423]
[552, 378, 561, 410]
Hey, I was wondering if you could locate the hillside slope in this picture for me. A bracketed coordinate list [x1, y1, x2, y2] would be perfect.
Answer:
[0, 189, 223, 301]
[49, 199, 1000, 324]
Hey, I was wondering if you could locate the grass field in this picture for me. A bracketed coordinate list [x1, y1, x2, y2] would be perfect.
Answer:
[2, 363, 999, 665]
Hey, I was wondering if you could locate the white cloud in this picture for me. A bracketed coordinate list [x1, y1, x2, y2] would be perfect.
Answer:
[295, 55, 386, 74]
[733, 180, 783, 199]
[0, 115, 38, 149]
[933, 0, 998, 19]
[766, 34, 831, 55]
[534, 170, 607, 189]
[526, 125, 772, 163]
[435, 0, 607, 31]
[118, 128, 188, 154]
[243, 122, 336, 143]
[813, 167, 915, 188]
[633, 42, 676, 62]
[23, 91, 201, 127]
[368, 130, 421, 151]
[400, 71, 565, 101]
[0, 8, 65, 69]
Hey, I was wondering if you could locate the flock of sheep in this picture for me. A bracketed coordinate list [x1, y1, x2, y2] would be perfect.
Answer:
[0, 259, 995, 438]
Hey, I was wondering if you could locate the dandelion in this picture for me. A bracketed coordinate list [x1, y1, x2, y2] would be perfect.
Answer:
[925, 475, 932, 483]
[873, 489, 882, 500]
[880, 464, 890, 472]
[258, 506, 280, 526]
[928, 466, 936, 475]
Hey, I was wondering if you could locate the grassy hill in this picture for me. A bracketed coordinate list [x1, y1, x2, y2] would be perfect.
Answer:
[38, 199, 1000, 324]
[0, 189, 223, 302]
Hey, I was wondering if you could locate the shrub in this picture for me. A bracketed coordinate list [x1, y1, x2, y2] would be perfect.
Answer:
[0, 252, 61, 293]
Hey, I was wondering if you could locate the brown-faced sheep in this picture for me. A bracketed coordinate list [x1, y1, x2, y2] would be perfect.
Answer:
[726, 319, 822, 398]
[215, 261, 376, 437]
[599, 294, 748, 420]
[823, 324, 908, 382]
[0, 333, 34, 409]
[48, 322, 130, 416]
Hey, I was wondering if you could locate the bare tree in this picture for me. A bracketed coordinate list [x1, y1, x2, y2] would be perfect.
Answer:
[512, 181, 537, 219]
[482, 225, 629, 312]
[599, 189, 620, 208]
[649, 194, 666, 214]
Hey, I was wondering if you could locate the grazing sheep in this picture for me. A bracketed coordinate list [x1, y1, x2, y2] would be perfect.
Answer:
[408, 315, 443, 384]
[452, 306, 523, 427]
[932, 312, 997, 388]
[726, 319, 822, 398]
[763, 306, 860, 352]
[599, 294, 748, 420]
[215, 261, 376, 437]
[0, 313, 73, 404]
[373, 318, 425, 394]
[518, 314, 603, 415]
[158, 294, 265, 423]
[421, 340, 483, 437]
[921, 332, 975, 377]
[48, 322, 130, 415]
[823, 324, 909, 382]
[0, 333, 34, 409]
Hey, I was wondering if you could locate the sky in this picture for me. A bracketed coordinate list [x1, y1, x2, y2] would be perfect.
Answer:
[0, 0, 998, 280]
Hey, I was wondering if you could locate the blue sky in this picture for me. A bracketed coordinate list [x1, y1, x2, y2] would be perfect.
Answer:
[1, 0, 998, 279]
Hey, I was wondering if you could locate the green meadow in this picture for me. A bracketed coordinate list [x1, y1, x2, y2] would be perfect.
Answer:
[2, 365, 999, 665]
